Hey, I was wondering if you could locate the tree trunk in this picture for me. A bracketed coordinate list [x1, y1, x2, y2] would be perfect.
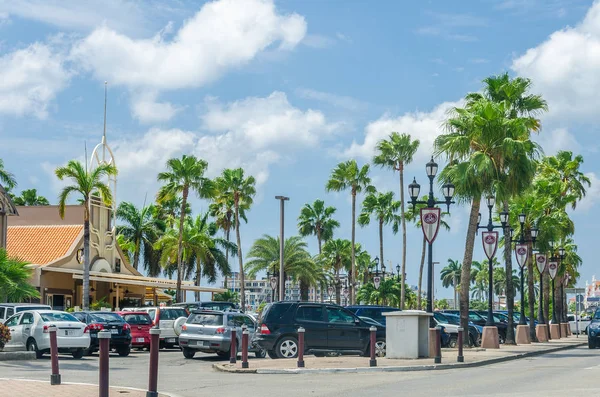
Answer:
[527, 236, 538, 342]
[454, 275, 458, 310]
[83, 206, 91, 311]
[378, 219, 384, 275]
[175, 187, 189, 303]
[350, 190, 356, 305]
[399, 164, 407, 310]
[335, 271, 341, 305]
[460, 198, 481, 345]
[235, 199, 246, 312]
[317, 230, 324, 303]
[543, 271, 550, 324]
[300, 280, 309, 301]
[195, 265, 201, 302]
[224, 226, 230, 290]
[133, 239, 140, 271]
[417, 236, 426, 310]
[503, 201, 515, 345]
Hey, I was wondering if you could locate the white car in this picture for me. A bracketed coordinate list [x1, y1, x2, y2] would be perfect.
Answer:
[3, 310, 90, 359]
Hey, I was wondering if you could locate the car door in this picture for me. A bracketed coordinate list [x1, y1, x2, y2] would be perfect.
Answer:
[4, 313, 23, 350]
[294, 305, 327, 350]
[326, 307, 364, 351]
[19, 312, 35, 345]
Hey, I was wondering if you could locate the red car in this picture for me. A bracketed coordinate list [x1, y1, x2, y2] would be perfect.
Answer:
[116, 312, 153, 350]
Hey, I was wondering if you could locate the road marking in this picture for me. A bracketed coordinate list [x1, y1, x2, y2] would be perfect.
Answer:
[584, 365, 600, 370]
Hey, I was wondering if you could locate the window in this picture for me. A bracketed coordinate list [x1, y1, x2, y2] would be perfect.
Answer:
[90, 312, 123, 322]
[159, 309, 187, 320]
[326, 308, 355, 324]
[5, 315, 20, 327]
[242, 315, 255, 329]
[296, 306, 323, 322]
[39, 312, 78, 322]
[20, 313, 34, 325]
[189, 314, 223, 326]
[227, 315, 245, 327]
[123, 314, 152, 325]
[72, 313, 86, 323]
[6, 308, 13, 317]
[148, 309, 156, 321]
[0, 307, 5, 318]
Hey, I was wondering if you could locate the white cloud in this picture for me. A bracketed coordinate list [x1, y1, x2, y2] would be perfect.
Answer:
[512, 1, 600, 120]
[536, 128, 581, 155]
[296, 88, 367, 111]
[303, 34, 336, 48]
[0, 42, 70, 118]
[343, 101, 461, 163]
[130, 91, 184, 124]
[71, 0, 307, 91]
[576, 172, 600, 212]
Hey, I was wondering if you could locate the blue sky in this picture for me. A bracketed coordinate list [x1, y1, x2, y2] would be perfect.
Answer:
[1, 0, 599, 300]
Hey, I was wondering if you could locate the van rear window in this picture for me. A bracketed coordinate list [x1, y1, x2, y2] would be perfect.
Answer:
[189, 313, 223, 325]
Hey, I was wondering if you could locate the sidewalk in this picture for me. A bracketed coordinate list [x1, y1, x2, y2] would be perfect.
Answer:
[215, 336, 586, 374]
[0, 379, 172, 397]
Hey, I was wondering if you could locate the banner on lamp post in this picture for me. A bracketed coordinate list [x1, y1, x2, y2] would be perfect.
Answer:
[327, 286, 334, 297]
[482, 231, 499, 260]
[515, 244, 529, 269]
[420, 208, 441, 244]
[343, 288, 349, 299]
[548, 261, 558, 280]
[270, 277, 278, 290]
[374, 276, 381, 290]
[535, 254, 547, 274]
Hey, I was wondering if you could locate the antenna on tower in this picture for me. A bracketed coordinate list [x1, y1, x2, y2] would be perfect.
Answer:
[85, 141, 88, 173]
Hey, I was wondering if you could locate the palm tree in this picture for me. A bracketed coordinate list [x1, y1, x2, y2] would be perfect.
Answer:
[116, 202, 165, 274]
[357, 191, 400, 269]
[12, 189, 49, 206]
[297, 199, 340, 254]
[55, 160, 117, 311]
[0, 159, 16, 190]
[157, 155, 215, 302]
[0, 248, 40, 302]
[116, 234, 136, 265]
[326, 160, 374, 304]
[215, 168, 256, 311]
[440, 259, 461, 309]
[320, 238, 352, 304]
[213, 290, 239, 304]
[367, 278, 402, 307]
[373, 132, 420, 310]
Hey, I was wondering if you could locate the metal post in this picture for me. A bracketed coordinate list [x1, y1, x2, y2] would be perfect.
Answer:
[434, 326, 442, 364]
[457, 327, 464, 363]
[486, 253, 495, 327]
[98, 330, 111, 397]
[538, 275, 545, 325]
[427, 242, 434, 328]
[241, 325, 249, 369]
[275, 196, 289, 302]
[230, 329, 237, 364]
[49, 326, 61, 385]
[369, 326, 377, 367]
[519, 267, 527, 325]
[147, 328, 161, 397]
[552, 279, 557, 325]
[297, 327, 305, 368]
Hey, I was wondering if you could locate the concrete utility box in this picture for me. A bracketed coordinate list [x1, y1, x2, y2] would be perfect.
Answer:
[383, 310, 432, 359]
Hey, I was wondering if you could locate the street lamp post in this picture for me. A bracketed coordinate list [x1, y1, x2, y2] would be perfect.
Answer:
[476, 195, 508, 349]
[548, 243, 561, 339]
[369, 257, 381, 305]
[275, 196, 289, 302]
[396, 264, 401, 282]
[408, 157, 455, 329]
[558, 247, 568, 336]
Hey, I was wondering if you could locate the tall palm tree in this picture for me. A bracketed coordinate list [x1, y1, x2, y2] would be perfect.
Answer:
[367, 278, 402, 307]
[373, 132, 420, 309]
[0, 248, 40, 302]
[215, 168, 256, 311]
[297, 199, 340, 254]
[0, 159, 16, 190]
[357, 191, 400, 268]
[326, 160, 374, 304]
[55, 160, 117, 311]
[157, 155, 215, 302]
[116, 202, 165, 274]
[320, 238, 352, 304]
[440, 259, 461, 309]
[12, 189, 49, 206]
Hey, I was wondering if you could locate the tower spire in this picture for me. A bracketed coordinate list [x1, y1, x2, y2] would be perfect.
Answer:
[102, 81, 107, 161]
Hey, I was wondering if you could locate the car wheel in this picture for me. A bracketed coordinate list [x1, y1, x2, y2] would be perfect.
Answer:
[117, 346, 131, 357]
[255, 349, 267, 359]
[84, 347, 94, 356]
[267, 350, 278, 359]
[314, 352, 326, 357]
[275, 337, 299, 359]
[498, 333, 506, 345]
[216, 351, 229, 359]
[182, 348, 196, 359]
[375, 339, 386, 357]
[589, 339, 596, 349]
[448, 336, 458, 349]
[27, 339, 43, 359]
[72, 349, 84, 359]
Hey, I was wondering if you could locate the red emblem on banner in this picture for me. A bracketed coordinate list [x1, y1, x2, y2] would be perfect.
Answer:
[548, 261, 558, 280]
[482, 231, 498, 260]
[420, 207, 441, 244]
[515, 244, 528, 269]
[535, 254, 547, 274]
[374, 276, 381, 289]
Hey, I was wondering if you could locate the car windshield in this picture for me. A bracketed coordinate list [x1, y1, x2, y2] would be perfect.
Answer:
[188, 313, 223, 325]
[444, 314, 461, 325]
[595, 311, 600, 320]
[159, 309, 187, 320]
[200, 302, 234, 311]
[16, 306, 50, 312]
[39, 312, 78, 322]
[91, 313, 124, 323]
[123, 314, 152, 325]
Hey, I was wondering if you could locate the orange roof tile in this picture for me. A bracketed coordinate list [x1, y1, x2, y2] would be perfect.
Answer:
[6, 225, 83, 265]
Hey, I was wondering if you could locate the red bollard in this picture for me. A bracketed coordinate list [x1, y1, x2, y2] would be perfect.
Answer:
[297, 327, 305, 368]
[457, 327, 464, 363]
[147, 328, 161, 397]
[98, 330, 111, 397]
[434, 326, 442, 364]
[369, 326, 377, 367]
[230, 329, 237, 364]
[48, 325, 61, 385]
[241, 325, 249, 369]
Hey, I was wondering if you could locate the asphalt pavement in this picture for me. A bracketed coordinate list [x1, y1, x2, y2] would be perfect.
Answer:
[0, 346, 598, 396]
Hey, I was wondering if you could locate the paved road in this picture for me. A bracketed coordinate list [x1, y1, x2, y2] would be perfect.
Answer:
[1, 346, 598, 396]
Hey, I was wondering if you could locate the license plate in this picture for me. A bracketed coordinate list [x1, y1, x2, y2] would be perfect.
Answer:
[166, 338, 175, 343]
[111, 329, 119, 334]
[136, 338, 145, 343]
[63, 330, 72, 336]
[203, 341, 210, 347]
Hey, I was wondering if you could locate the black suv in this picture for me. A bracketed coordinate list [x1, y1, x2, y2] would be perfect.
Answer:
[72, 311, 132, 356]
[254, 302, 386, 359]
[588, 308, 600, 349]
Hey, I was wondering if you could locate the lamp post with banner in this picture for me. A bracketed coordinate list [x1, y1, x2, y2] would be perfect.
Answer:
[476, 195, 509, 349]
[534, 253, 549, 342]
[548, 257, 560, 339]
[408, 157, 456, 328]
[327, 285, 334, 303]
[558, 247, 568, 335]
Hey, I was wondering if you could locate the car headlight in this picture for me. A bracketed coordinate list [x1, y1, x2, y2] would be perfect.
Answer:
[590, 322, 600, 330]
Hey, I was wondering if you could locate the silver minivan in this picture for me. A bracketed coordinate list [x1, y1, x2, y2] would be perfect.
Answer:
[0, 303, 52, 323]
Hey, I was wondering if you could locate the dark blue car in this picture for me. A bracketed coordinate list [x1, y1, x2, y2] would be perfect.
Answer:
[345, 305, 399, 326]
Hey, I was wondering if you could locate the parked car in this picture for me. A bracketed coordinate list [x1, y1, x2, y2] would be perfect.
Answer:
[254, 302, 386, 359]
[3, 310, 89, 359]
[172, 301, 239, 313]
[71, 311, 132, 356]
[125, 307, 188, 348]
[178, 310, 266, 359]
[567, 314, 591, 335]
[345, 305, 398, 326]
[433, 312, 482, 347]
[116, 311, 152, 350]
[588, 308, 600, 349]
[441, 309, 508, 344]
[358, 316, 385, 328]
[0, 303, 52, 322]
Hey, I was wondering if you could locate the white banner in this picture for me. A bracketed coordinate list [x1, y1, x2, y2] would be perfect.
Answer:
[515, 244, 528, 269]
[343, 288, 349, 298]
[373, 276, 381, 290]
[270, 277, 278, 290]
[327, 286, 334, 297]
[548, 261, 558, 280]
[482, 231, 499, 260]
[420, 207, 441, 244]
[535, 254, 547, 274]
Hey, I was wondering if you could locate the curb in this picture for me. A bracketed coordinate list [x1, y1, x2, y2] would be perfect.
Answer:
[0, 351, 36, 361]
[213, 342, 586, 375]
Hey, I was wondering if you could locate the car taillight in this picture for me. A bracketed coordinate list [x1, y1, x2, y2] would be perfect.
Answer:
[182, 325, 187, 331]
[84, 323, 104, 333]
[123, 323, 131, 331]
[260, 324, 270, 335]
[43, 325, 50, 333]
[215, 327, 226, 334]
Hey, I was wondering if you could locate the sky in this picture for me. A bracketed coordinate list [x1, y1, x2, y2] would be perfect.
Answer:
[1, 0, 599, 301]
